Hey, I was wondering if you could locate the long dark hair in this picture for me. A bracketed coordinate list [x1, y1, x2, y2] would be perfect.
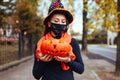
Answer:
[44, 25, 51, 35]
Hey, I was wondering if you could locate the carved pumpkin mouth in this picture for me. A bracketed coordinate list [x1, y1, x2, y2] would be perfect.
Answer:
[41, 39, 71, 57]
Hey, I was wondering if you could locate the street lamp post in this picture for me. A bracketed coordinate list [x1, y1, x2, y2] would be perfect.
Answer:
[16, 20, 22, 59]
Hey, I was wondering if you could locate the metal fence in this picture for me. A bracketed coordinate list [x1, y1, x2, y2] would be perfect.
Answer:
[0, 27, 34, 65]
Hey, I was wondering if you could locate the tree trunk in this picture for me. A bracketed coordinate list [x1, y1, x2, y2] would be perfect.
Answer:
[116, 33, 120, 75]
[82, 1, 88, 53]
[27, 34, 33, 55]
[115, 0, 120, 75]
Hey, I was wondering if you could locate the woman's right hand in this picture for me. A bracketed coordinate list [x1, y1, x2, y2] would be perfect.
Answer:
[39, 53, 53, 62]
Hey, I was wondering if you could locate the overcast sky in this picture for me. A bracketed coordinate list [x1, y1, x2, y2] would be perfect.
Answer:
[72, 0, 83, 34]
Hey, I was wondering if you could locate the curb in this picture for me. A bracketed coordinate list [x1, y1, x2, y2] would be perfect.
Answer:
[0, 55, 33, 72]
[91, 70, 101, 80]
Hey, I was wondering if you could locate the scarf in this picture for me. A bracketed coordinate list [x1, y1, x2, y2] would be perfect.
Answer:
[36, 32, 76, 70]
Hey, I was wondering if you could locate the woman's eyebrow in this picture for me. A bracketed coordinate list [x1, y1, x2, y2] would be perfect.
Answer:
[53, 17, 59, 20]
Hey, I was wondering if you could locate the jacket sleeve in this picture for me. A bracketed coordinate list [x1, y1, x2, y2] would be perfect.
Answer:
[67, 38, 84, 74]
[32, 45, 46, 79]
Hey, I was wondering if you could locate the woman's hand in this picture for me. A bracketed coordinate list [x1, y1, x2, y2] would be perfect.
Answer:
[39, 53, 53, 62]
[54, 56, 71, 63]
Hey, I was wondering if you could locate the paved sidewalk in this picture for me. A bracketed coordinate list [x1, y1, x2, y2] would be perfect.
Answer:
[80, 54, 115, 80]
[0, 53, 115, 80]
[0, 56, 35, 80]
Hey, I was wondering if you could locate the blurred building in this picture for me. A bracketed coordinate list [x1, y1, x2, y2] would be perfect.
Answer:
[107, 30, 117, 45]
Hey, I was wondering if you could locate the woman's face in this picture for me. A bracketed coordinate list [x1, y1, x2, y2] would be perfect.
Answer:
[48, 14, 67, 27]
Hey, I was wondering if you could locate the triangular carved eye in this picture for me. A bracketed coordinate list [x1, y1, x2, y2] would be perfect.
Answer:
[53, 44, 56, 49]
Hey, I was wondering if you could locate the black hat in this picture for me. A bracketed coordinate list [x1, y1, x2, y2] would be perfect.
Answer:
[43, 0, 73, 25]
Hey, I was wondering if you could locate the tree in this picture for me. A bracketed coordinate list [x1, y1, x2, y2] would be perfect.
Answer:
[115, 0, 120, 75]
[15, 0, 38, 33]
[82, 0, 88, 53]
[90, 0, 120, 75]
[0, 0, 15, 27]
[14, 0, 45, 55]
[15, 0, 45, 36]
[87, 0, 117, 37]
[94, 0, 120, 75]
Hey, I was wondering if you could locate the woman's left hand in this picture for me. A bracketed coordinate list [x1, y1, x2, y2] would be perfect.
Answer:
[54, 56, 71, 63]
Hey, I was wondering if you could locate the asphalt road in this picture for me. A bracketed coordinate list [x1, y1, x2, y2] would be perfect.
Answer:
[87, 45, 116, 64]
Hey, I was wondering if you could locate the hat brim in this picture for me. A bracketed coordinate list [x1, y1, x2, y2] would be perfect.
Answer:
[43, 8, 73, 25]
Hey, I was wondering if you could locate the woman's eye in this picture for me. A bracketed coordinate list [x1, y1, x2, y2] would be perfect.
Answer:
[62, 20, 66, 24]
[62, 21, 65, 23]
[54, 20, 58, 22]
[52, 19, 59, 23]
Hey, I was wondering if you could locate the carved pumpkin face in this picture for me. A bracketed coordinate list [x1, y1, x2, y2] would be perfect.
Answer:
[41, 39, 71, 57]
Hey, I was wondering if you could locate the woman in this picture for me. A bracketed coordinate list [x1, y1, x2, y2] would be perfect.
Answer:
[32, 0, 84, 80]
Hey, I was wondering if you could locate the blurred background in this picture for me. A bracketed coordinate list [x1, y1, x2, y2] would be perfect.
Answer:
[0, 0, 120, 80]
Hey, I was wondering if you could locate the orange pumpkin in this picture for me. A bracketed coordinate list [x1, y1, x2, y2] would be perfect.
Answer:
[36, 32, 76, 71]
[41, 39, 71, 57]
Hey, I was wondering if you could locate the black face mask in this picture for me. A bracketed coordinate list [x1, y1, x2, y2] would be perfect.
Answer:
[50, 23, 68, 38]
